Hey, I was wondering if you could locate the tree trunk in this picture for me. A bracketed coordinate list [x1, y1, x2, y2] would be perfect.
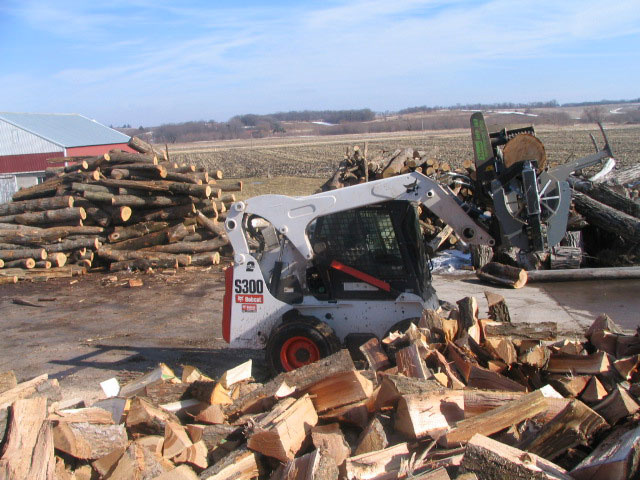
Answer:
[570, 178, 640, 219]
[108, 221, 169, 243]
[0, 195, 74, 216]
[14, 207, 86, 226]
[527, 266, 640, 282]
[572, 191, 640, 241]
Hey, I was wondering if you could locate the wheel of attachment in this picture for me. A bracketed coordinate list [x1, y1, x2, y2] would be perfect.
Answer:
[266, 316, 341, 374]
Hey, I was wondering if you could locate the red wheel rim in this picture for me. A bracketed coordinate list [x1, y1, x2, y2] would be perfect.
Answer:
[280, 336, 320, 371]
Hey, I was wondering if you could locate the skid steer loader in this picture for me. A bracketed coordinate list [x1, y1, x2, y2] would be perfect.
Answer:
[222, 114, 614, 373]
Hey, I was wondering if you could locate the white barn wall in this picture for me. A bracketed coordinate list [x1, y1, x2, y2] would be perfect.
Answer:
[0, 120, 63, 156]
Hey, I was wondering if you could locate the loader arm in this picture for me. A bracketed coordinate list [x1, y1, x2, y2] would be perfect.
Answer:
[225, 171, 495, 264]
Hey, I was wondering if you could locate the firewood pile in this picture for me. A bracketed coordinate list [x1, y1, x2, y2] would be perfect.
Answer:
[319, 146, 476, 255]
[320, 144, 640, 269]
[0, 138, 240, 283]
[2, 292, 640, 479]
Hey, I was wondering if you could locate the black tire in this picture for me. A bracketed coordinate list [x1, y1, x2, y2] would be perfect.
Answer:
[266, 315, 341, 374]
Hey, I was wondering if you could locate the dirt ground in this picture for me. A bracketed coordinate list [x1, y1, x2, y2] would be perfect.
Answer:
[2, 266, 639, 404]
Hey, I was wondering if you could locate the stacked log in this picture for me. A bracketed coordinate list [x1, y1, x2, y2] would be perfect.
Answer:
[3, 293, 640, 479]
[0, 139, 237, 281]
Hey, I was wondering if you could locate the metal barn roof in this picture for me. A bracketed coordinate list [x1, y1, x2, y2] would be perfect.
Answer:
[0, 112, 130, 148]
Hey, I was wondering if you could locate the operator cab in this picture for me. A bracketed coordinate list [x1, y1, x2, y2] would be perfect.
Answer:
[249, 201, 435, 306]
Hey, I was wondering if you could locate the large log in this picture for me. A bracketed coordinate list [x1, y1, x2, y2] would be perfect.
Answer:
[0, 195, 74, 216]
[144, 237, 228, 254]
[128, 135, 161, 156]
[42, 237, 100, 253]
[570, 178, 640, 219]
[130, 203, 196, 223]
[109, 257, 178, 271]
[195, 211, 226, 237]
[108, 149, 158, 164]
[108, 221, 169, 242]
[476, 262, 527, 289]
[13, 207, 86, 226]
[12, 178, 62, 201]
[97, 247, 191, 266]
[607, 164, 640, 186]
[572, 191, 640, 241]
[0, 247, 47, 261]
[527, 266, 640, 282]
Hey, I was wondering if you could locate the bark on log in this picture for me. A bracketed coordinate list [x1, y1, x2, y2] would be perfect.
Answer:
[572, 191, 640, 241]
[0, 195, 74, 216]
[108, 150, 157, 165]
[108, 221, 169, 243]
[441, 390, 548, 447]
[570, 178, 640, 219]
[144, 237, 228, 254]
[520, 399, 608, 460]
[128, 136, 161, 156]
[130, 203, 196, 223]
[109, 258, 178, 271]
[460, 434, 570, 480]
[42, 237, 100, 253]
[0, 397, 52, 480]
[12, 178, 63, 201]
[97, 247, 191, 266]
[527, 266, 640, 282]
[14, 207, 86, 226]
[476, 262, 527, 288]
[3, 258, 35, 269]
[0, 247, 47, 261]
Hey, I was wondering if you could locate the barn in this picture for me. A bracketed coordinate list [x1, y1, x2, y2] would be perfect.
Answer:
[0, 112, 135, 202]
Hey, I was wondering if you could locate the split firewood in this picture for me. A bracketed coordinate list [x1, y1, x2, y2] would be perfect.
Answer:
[311, 423, 351, 467]
[580, 376, 609, 403]
[355, 416, 389, 455]
[126, 397, 180, 436]
[520, 399, 609, 460]
[271, 449, 339, 480]
[570, 424, 640, 480]
[185, 381, 232, 405]
[105, 441, 174, 479]
[594, 384, 640, 424]
[359, 337, 391, 371]
[344, 442, 409, 480]
[441, 390, 548, 447]
[198, 446, 260, 480]
[460, 434, 570, 480]
[305, 369, 373, 413]
[375, 374, 442, 409]
[219, 359, 252, 389]
[396, 344, 431, 379]
[484, 291, 511, 323]
[119, 363, 177, 398]
[247, 394, 318, 462]
[395, 391, 465, 439]
[0, 397, 53, 480]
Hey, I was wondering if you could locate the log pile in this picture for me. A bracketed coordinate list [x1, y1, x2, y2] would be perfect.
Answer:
[319, 145, 476, 253]
[3, 292, 640, 479]
[0, 138, 238, 281]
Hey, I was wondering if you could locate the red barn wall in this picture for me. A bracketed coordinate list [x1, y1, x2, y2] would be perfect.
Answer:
[66, 143, 136, 156]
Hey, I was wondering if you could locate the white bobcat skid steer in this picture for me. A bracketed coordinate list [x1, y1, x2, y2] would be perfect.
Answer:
[222, 173, 494, 373]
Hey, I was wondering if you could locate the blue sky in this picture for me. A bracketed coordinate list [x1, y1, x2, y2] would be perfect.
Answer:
[1, 0, 639, 126]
